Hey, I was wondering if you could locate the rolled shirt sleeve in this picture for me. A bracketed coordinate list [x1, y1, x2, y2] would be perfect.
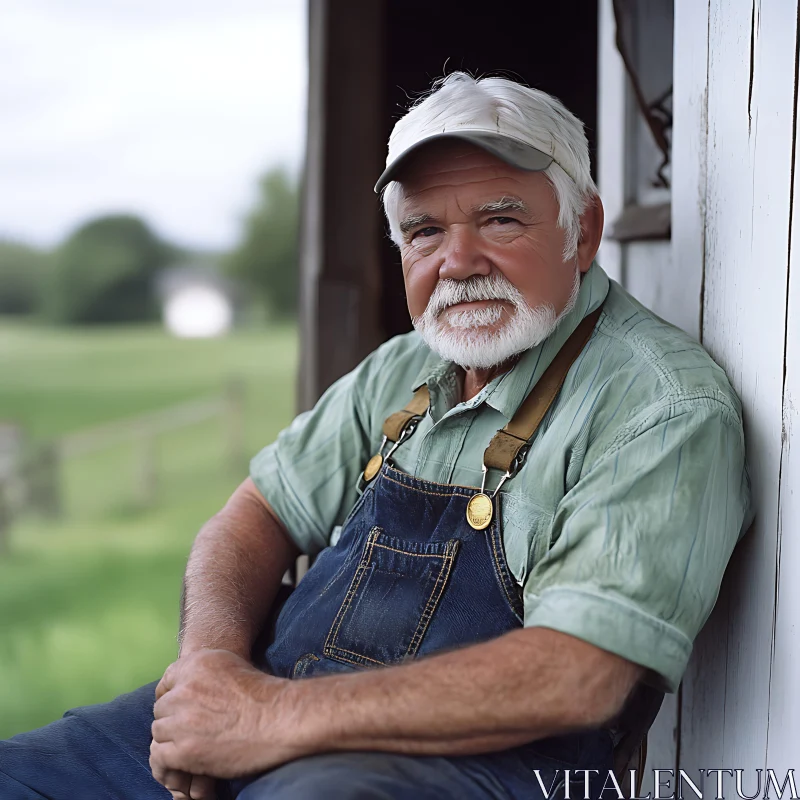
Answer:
[522, 397, 752, 693]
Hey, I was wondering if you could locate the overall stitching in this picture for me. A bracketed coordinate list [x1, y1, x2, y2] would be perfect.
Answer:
[381, 463, 479, 497]
[324, 528, 380, 656]
[383, 464, 523, 622]
[324, 527, 461, 667]
[406, 540, 460, 657]
[488, 520, 524, 622]
[320, 462, 526, 667]
[291, 653, 320, 679]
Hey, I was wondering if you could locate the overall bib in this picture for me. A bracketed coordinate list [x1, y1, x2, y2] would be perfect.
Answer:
[0, 308, 617, 800]
[236, 459, 615, 800]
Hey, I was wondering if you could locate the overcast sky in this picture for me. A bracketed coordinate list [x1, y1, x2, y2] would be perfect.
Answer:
[0, 0, 306, 251]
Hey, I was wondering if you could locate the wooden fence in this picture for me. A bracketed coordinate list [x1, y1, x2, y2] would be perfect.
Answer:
[0, 379, 245, 553]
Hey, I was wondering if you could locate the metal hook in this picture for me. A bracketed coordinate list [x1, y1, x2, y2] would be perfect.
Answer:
[385, 417, 420, 462]
[486, 446, 531, 498]
[491, 469, 513, 498]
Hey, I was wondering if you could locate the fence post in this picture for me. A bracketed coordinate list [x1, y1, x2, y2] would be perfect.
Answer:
[225, 378, 246, 473]
[0, 423, 24, 542]
[0, 479, 9, 555]
[31, 443, 61, 519]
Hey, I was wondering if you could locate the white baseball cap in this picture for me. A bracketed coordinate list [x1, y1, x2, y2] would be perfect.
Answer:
[374, 114, 570, 194]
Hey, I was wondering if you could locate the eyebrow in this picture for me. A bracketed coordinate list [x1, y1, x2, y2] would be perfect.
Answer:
[398, 196, 531, 237]
[399, 212, 438, 236]
[473, 196, 530, 215]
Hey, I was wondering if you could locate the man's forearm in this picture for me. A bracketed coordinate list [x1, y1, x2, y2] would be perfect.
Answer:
[179, 478, 299, 660]
[280, 627, 642, 758]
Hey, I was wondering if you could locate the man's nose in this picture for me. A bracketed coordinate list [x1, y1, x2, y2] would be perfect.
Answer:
[438, 225, 492, 281]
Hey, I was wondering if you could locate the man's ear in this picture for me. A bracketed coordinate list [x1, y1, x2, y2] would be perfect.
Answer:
[576, 195, 604, 274]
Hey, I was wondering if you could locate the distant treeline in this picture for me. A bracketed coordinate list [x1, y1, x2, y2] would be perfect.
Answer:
[0, 168, 299, 325]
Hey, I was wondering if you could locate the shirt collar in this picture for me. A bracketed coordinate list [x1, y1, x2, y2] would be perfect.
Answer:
[410, 261, 610, 421]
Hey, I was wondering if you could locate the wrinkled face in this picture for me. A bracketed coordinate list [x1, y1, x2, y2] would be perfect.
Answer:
[395, 141, 592, 369]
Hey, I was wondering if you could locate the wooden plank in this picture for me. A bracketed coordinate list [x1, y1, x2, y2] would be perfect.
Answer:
[640, 691, 679, 796]
[668, 0, 709, 777]
[669, 0, 708, 341]
[624, 241, 672, 323]
[766, 56, 800, 774]
[297, 0, 327, 412]
[297, 0, 386, 410]
[597, 0, 627, 284]
[680, 0, 796, 777]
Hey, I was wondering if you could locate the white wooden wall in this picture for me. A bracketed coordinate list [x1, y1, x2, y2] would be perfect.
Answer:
[676, 0, 799, 779]
[600, 0, 800, 783]
[597, 2, 681, 787]
[599, 0, 800, 780]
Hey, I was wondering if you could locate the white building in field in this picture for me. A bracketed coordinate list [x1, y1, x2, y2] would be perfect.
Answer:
[156, 263, 234, 339]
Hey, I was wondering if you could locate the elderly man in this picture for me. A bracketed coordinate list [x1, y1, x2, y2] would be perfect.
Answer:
[0, 73, 751, 800]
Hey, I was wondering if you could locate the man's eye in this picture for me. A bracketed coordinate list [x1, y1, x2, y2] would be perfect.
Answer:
[489, 216, 518, 225]
[412, 227, 440, 239]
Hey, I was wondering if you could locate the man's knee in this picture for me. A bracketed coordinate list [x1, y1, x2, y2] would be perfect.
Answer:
[0, 681, 168, 800]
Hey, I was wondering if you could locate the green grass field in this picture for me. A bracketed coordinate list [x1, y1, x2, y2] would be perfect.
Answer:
[0, 320, 298, 737]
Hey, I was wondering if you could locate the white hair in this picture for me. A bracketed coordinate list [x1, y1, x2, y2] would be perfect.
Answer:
[381, 72, 598, 261]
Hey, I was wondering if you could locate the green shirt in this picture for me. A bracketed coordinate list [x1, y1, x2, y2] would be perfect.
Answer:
[250, 262, 752, 693]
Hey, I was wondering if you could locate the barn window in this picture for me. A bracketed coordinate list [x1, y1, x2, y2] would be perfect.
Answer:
[607, 0, 673, 242]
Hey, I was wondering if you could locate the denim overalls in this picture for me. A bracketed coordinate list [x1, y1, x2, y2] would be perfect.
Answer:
[245, 437, 614, 798]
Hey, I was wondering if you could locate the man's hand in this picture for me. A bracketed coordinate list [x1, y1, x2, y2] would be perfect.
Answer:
[150, 639, 254, 799]
[150, 649, 305, 783]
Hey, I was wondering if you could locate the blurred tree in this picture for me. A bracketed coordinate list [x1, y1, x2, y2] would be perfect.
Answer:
[0, 240, 50, 315]
[44, 215, 180, 324]
[226, 169, 299, 317]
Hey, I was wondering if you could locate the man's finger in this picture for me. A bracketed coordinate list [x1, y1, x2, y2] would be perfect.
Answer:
[150, 738, 187, 775]
[151, 715, 173, 741]
[156, 660, 182, 701]
[149, 737, 168, 785]
[161, 769, 192, 795]
[153, 685, 184, 723]
[188, 774, 217, 800]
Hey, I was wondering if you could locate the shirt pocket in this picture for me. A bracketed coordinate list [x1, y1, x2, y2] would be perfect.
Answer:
[323, 527, 460, 668]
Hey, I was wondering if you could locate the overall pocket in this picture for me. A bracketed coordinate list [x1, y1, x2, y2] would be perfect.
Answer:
[323, 526, 459, 668]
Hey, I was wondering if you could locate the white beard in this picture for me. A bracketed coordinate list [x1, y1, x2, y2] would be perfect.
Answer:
[411, 268, 581, 370]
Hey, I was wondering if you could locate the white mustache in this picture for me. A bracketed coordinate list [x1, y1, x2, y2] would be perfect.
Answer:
[425, 274, 523, 318]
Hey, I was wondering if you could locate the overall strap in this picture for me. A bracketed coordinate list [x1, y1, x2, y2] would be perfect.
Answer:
[383, 384, 430, 442]
[483, 305, 604, 473]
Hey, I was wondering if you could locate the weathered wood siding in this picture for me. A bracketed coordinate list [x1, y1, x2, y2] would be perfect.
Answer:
[768, 101, 800, 773]
[601, 0, 800, 778]
[298, 0, 386, 412]
[664, 0, 798, 778]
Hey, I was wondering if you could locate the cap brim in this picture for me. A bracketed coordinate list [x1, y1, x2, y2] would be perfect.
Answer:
[374, 131, 555, 193]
